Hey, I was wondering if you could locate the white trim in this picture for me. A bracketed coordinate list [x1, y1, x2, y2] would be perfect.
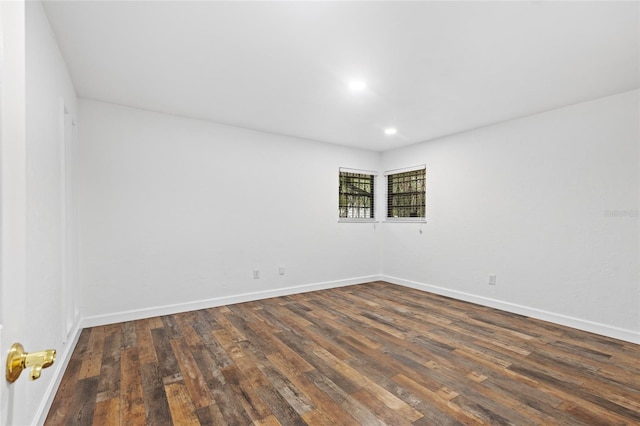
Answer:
[339, 167, 378, 176]
[82, 275, 383, 328]
[384, 164, 426, 176]
[35, 320, 83, 426]
[338, 219, 378, 223]
[383, 275, 640, 345]
[383, 218, 427, 223]
[59, 98, 67, 341]
[60, 98, 78, 344]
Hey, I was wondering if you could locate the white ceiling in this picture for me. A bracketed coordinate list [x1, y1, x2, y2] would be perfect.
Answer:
[42, 1, 639, 152]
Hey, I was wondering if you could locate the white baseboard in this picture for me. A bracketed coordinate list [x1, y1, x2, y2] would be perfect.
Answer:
[82, 275, 383, 329]
[35, 320, 83, 426]
[383, 275, 640, 345]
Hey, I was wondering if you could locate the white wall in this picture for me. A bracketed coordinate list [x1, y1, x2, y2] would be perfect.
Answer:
[78, 100, 381, 321]
[381, 90, 640, 341]
[26, 0, 79, 339]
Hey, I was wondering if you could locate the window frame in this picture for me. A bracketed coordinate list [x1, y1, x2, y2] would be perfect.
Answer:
[338, 168, 377, 223]
[384, 165, 426, 223]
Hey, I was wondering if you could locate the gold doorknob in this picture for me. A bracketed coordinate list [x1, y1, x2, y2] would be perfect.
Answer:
[6, 343, 56, 383]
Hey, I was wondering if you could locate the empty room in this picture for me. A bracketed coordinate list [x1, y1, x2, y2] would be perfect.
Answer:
[0, 0, 638, 425]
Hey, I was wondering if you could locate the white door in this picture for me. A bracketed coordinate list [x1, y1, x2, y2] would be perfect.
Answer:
[1, 1, 34, 424]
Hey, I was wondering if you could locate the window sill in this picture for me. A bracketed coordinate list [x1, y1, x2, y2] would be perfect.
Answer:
[338, 219, 378, 223]
[383, 218, 427, 223]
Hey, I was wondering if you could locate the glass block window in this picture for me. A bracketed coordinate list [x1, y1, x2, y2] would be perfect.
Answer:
[387, 167, 426, 218]
[339, 171, 375, 219]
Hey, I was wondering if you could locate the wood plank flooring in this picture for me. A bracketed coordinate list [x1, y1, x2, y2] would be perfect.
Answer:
[45, 281, 640, 425]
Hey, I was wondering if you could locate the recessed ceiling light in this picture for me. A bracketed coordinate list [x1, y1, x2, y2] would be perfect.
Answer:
[384, 128, 397, 135]
[348, 81, 366, 91]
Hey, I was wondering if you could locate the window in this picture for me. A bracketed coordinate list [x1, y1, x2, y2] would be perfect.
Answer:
[386, 167, 426, 219]
[339, 169, 375, 219]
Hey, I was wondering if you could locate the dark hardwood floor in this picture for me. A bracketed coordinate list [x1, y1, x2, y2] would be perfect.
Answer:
[45, 281, 640, 425]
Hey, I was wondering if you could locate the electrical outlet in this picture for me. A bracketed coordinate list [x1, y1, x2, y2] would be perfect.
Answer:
[488, 274, 496, 285]
[253, 269, 260, 279]
[279, 266, 285, 276]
